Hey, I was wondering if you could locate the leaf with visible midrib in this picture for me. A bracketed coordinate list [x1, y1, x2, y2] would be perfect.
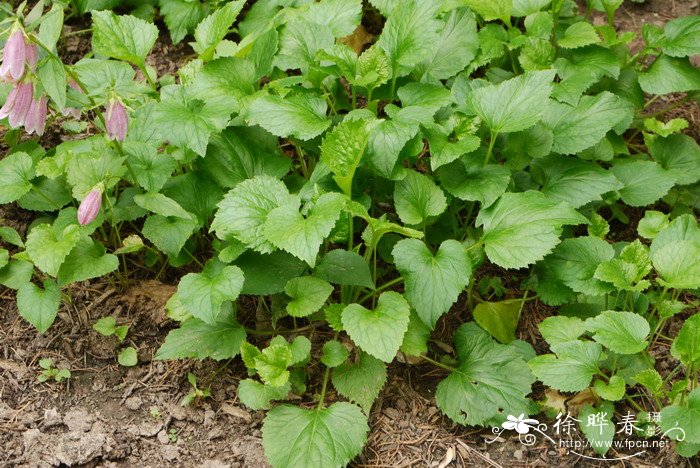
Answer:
[393, 239, 472, 329]
[467, 69, 556, 134]
[262, 402, 368, 468]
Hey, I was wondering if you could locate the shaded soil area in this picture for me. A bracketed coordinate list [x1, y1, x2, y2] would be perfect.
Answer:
[1, 0, 699, 466]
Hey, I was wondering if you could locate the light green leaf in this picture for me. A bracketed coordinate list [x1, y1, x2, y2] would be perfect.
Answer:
[306, 0, 362, 38]
[671, 313, 700, 368]
[462, 0, 512, 22]
[538, 315, 586, 348]
[424, 125, 480, 171]
[439, 158, 510, 207]
[0, 249, 7, 270]
[0, 152, 35, 203]
[37, 56, 67, 110]
[436, 322, 535, 426]
[315, 250, 374, 289]
[545, 237, 615, 296]
[238, 379, 290, 411]
[473, 300, 521, 344]
[177, 263, 245, 324]
[652, 241, 700, 289]
[159, 0, 204, 44]
[662, 16, 700, 57]
[285, 277, 333, 318]
[142, 214, 198, 257]
[332, 352, 387, 413]
[638, 210, 669, 239]
[512, 0, 551, 16]
[377, 0, 441, 78]
[0, 260, 34, 290]
[394, 170, 447, 226]
[57, 238, 118, 286]
[417, 8, 479, 82]
[660, 388, 700, 444]
[153, 88, 230, 157]
[191, 0, 245, 61]
[274, 17, 334, 72]
[647, 134, 700, 186]
[543, 92, 631, 154]
[528, 341, 602, 392]
[155, 316, 246, 361]
[17, 279, 61, 333]
[321, 340, 349, 368]
[633, 369, 663, 394]
[287, 336, 312, 366]
[579, 402, 615, 455]
[118, 347, 138, 366]
[264, 193, 345, 267]
[255, 344, 292, 387]
[467, 69, 556, 133]
[133, 192, 193, 219]
[638, 55, 700, 95]
[400, 310, 432, 357]
[611, 160, 677, 207]
[532, 155, 622, 208]
[393, 239, 471, 328]
[124, 142, 177, 193]
[212, 176, 296, 253]
[246, 93, 331, 141]
[25, 224, 81, 277]
[558, 22, 599, 49]
[476, 191, 587, 269]
[91, 10, 158, 66]
[593, 375, 625, 401]
[320, 118, 371, 196]
[262, 402, 368, 468]
[585, 311, 650, 355]
[342, 291, 411, 362]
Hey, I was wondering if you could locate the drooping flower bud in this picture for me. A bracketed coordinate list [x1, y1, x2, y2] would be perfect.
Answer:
[0, 81, 33, 128]
[25, 43, 37, 70]
[24, 95, 48, 136]
[77, 188, 103, 225]
[0, 29, 27, 81]
[105, 99, 128, 141]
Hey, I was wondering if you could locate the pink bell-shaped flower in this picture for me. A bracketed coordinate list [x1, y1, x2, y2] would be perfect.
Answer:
[24, 95, 48, 136]
[0, 29, 27, 81]
[0, 81, 34, 128]
[105, 99, 128, 141]
[77, 188, 103, 225]
[25, 43, 38, 70]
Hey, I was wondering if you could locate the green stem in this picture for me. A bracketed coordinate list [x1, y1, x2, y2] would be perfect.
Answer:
[317, 332, 339, 410]
[484, 131, 497, 166]
[389, 74, 398, 103]
[421, 354, 455, 372]
[357, 276, 403, 304]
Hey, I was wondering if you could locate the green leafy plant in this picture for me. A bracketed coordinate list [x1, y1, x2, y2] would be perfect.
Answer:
[1, 0, 699, 465]
[37, 357, 71, 382]
[180, 372, 211, 406]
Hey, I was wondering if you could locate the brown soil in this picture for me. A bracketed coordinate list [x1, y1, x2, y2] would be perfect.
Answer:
[1, 1, 699, 467]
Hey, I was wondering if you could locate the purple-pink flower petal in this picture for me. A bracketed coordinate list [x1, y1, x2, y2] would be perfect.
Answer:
[0, 82, 20, 119]
[25, 43, 37, 70]
[77, 189, 103, 225]
[105, 99, 128, 141]
[7, 81, 33, 128]
[0, 30, 27, 81]
[25, 95, 47, 136]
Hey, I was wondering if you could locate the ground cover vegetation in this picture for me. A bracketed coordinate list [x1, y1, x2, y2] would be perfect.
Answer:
[0, 0, 699, 465]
